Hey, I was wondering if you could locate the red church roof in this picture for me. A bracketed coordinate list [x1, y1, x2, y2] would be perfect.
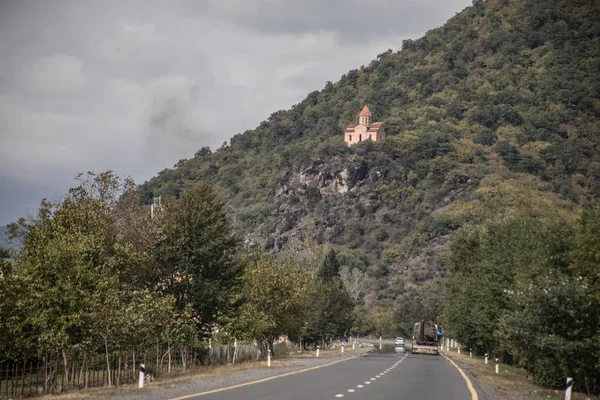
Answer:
[359, 105, 372, 117]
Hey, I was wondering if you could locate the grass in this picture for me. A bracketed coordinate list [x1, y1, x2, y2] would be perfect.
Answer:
[36, 345, 371, 399]
[442, 349, 597, 400]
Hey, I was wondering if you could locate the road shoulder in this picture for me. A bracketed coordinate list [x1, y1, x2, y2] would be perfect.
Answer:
[442, 350, 496, 400]
[45, 346, 373, 400]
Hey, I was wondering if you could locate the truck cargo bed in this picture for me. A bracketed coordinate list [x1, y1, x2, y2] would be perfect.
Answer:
[411, 342, 439, 355]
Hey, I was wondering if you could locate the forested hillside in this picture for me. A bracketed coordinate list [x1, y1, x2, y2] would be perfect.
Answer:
[3, 0, 598, 395]
[140, 0, 599, 327]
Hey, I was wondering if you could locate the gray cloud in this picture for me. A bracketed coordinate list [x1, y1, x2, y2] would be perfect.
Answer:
[179, 0, 469, 41]
[0, 0, 471, 225]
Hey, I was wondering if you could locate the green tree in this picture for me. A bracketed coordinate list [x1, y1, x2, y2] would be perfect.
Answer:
[3, 172, 163, 384]
[0, 246, 10, 259]
[232, 251, 309, 356]
[570, 204, 600, 283]
[497, 272, 599, 392]
[154, 182, 241, 336]
[318, 249, 341, 282]
[303, 279, 355, 345]
[1, 171, 186, 387]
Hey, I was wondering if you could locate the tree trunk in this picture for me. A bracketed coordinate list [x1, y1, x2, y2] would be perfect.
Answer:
[44, 353, 48, 393]
[156, 338, 160, 373]
[61, 350, 70, 389]
[79, 354, 86, 388]
[168, 344, 172, 374]
[117, 353, 121, 386]
[231, 340, 237, 365]
[103, 336, 112, 387]
[123, 354, 128, 384]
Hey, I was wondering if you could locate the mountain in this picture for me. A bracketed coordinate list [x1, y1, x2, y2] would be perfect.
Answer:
[139, 0, 600, 308]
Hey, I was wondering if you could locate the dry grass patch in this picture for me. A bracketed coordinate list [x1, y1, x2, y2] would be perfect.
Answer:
[443, 350, 597, 400]
[39, 360, 292, 399]
[41, 348, 369, 399]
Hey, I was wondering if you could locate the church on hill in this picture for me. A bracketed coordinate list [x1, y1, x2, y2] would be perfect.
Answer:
[344, 105, 385, 146]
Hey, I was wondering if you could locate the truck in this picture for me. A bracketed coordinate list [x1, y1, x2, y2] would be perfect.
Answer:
[411, 320, 439, 355]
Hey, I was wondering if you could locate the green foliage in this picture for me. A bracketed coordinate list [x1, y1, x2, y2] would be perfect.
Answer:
[498, 272, 599, 390]
[393, 282, 445, 336]
[570, 204, 600, 280]
[0, 172, 183, 361]
[7, 0, 600, 388]
[444, 207, 600, 393]
[0, 246, 9, 259]
[154, 182, 241, 335]
[318, 249, 341, 282]
[303, 279, 355, 343]
[232, 251, 309, 355]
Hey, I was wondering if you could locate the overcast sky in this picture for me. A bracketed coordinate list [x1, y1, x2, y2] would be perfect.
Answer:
[0, 0, 471, 225]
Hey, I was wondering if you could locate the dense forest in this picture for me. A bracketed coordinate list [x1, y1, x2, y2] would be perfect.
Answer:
[1, 0, 599, 394]
[136, 0, 600, 392]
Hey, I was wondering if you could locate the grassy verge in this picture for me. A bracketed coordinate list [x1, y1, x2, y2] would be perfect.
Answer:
[40, 345, 371, 399]
[442, 349, 597, 400]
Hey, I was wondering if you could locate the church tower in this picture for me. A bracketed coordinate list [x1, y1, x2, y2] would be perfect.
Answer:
[359, 105, 372, 125]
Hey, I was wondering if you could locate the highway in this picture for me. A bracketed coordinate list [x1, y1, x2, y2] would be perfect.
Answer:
[171, 343, 479, 400]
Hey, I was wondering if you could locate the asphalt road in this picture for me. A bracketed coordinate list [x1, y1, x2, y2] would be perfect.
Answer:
[170, 344, 478, 400]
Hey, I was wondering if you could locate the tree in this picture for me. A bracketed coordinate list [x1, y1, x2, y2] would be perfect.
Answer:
[303, 279, 355, 345]
[0, 246, 10, 259]
[2, 171, 166, 385]
[232, 251, 309, 356]
[318, 249, 341, 282]
[570, 204, 600, 283]
[154, 182, 241, 336]
[497, 272, 600, 392]
[339, 265, 374, 303]
[366, 305, 396, 338]
[0, 171, 191, 388]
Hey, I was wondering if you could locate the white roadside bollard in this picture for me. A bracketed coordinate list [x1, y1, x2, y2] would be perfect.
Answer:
[495, 358, 499, 374]
[458, 346, 461, 354]
[352, 342, 355, 350]
[341, 343, 345, 353]
[267, 349, 271, 367]
[316, 345, 320, 357]
[380, 336, 382, 342]
[485, 353, 488, 365]
[138, 363, 145, 389]
[565, 377, 573, 400]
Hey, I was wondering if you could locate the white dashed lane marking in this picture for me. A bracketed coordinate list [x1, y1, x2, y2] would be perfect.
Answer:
[335, 353, 408, 398]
